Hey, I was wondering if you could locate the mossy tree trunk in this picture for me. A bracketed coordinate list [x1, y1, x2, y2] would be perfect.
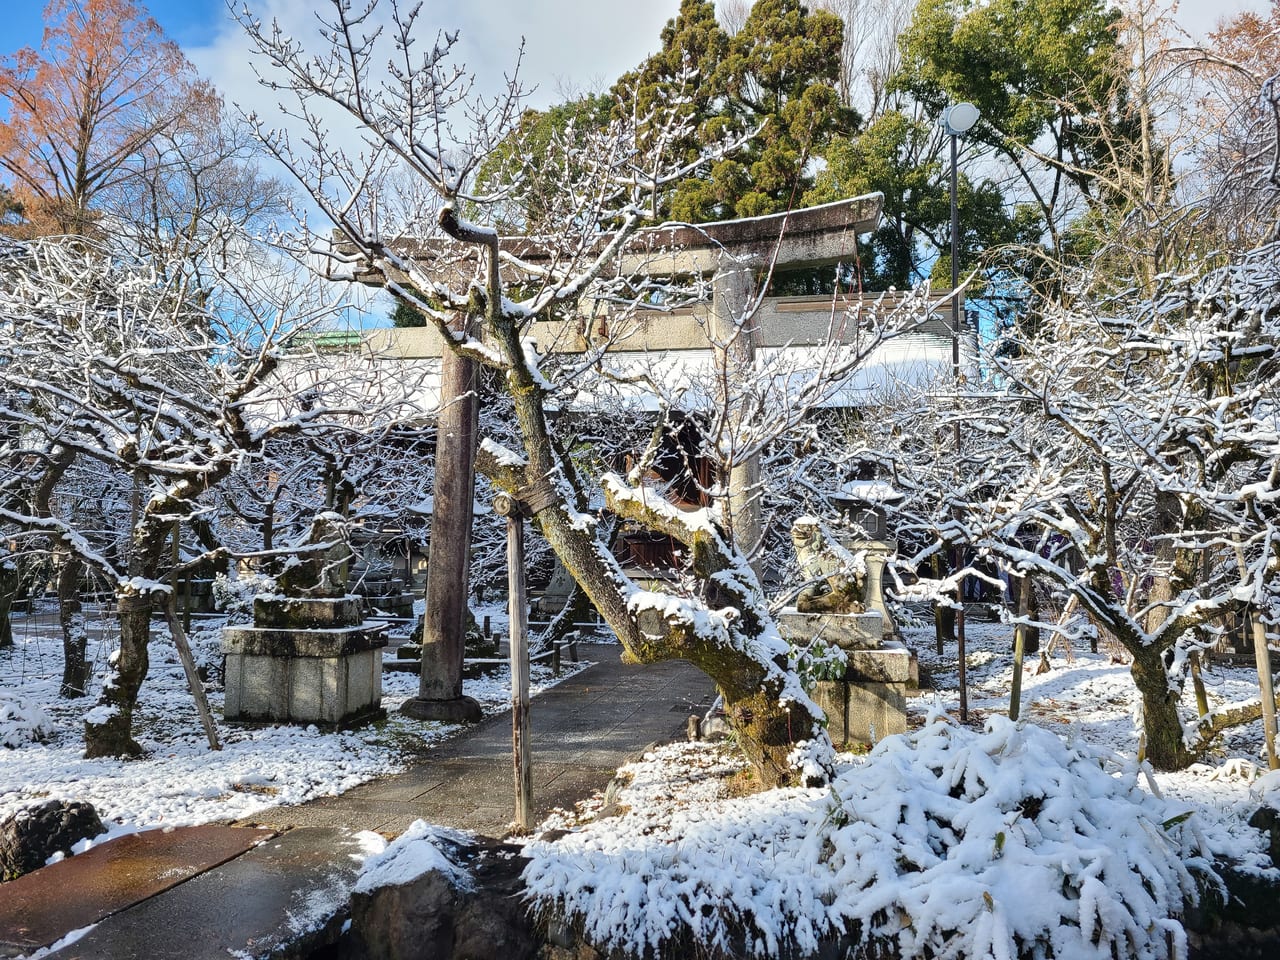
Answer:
[1130, 641, 1192, 770]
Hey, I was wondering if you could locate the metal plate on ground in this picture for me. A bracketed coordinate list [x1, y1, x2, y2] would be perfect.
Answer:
[0, 824, 274, 958]
[41, 826, 366, 960]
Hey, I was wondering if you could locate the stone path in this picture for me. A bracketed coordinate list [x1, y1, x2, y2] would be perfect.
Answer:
[1, 645, 715, 959]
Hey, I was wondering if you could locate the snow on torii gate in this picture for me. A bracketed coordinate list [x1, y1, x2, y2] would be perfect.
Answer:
[344, 192, 886, 568]
[337, 198, 893, 726]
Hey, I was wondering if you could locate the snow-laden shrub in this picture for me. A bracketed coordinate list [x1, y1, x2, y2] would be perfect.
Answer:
[1, 690, 56, 748]
[211, 572, 275, 623]
[523, 713, 1216, 960]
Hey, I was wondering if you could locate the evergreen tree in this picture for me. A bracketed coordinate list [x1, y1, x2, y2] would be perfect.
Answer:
[895, 0, 1124, 240]
[619, 0, 856, 223]
[390, 298, 428, 327]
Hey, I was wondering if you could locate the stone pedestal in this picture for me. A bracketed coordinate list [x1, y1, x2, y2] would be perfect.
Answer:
[776, 609, 883, 650]
[357, 578, 416, 618]
[778, 609, 917, 747]
[222, 594, 386, 727]
[812, 678, 908, 746]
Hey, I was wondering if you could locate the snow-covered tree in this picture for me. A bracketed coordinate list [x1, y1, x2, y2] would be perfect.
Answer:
[0, 235, 425, 756]
[866, 241, 1280, 770]
[234, 0, 934, 787]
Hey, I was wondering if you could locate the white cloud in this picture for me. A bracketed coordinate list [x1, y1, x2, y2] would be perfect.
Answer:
[190, 0, 674, 113]
[1172, 0, 1269, 39]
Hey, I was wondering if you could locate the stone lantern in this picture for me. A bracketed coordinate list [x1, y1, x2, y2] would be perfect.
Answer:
[222, 514, 387, 727]
[831, 479, 903, 637]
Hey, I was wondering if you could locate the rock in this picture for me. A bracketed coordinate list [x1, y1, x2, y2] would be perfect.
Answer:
[0, 799, 105, 881]
[1185, 860, 1280, 958]
[1247, 804, 1280, 868]
[341, 835, 537, 960]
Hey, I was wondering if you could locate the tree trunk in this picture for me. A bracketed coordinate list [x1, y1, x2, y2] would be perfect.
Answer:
[57, 553, 88, 697]
[523, 450, 830, 786]
[83, 505, 175, 758]
[83, 585, 151, 758]
[0, 558, 15, 649]
[1025, 576, 1040, 655]
[933, 554, 953, 654]
[1130, 642, 1191, 770]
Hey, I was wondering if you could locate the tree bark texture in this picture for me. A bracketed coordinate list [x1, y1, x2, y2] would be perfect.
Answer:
[83, 588, 151, 758]
[1130, 642, 1191, 770]
[57, 554, 88, 698]
[0, 559, 15, 649]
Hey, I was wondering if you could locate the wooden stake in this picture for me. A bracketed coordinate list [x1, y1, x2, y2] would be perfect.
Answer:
[1010, 574, 1028, 721]
[498, 496, 533, 830]
[165, 597, 221, 751]
[1252, 610, 1278, 770]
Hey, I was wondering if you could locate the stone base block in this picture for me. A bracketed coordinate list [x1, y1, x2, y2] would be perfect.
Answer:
[844, 644, 918, 686]
[222, 622, 387, 659]
[364, 592, 415, 618]
[398, 696, 483, 722]
[223, 646, 383, 727]
[813, 679, 907, 747]
[777, 610, 883, 650]
[253, 595, 363, 630]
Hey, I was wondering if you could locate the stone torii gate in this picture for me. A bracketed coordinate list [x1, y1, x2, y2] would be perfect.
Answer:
[344, 194, 887, 716]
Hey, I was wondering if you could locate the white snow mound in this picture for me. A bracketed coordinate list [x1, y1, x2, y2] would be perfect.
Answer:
[1, 689, 56, 748]
[354, 821, 476, 895]
[523, 713, 1217, 960]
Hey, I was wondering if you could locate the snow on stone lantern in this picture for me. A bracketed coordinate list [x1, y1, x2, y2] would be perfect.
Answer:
[222, 513, 387, 727]
[832, 478, 903, 636]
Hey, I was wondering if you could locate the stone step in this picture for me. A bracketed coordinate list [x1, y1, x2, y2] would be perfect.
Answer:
[0, 825, 273, 958]
[41, 827, 368, 960]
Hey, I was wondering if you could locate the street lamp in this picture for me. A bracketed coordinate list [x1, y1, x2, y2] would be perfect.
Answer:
[940, 101, 979, 721]
[941, 101, 979, 355]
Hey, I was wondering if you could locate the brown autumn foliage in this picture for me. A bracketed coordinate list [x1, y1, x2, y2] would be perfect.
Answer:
[1197, 0, 1280, 245]
[0, 0, 217, 237]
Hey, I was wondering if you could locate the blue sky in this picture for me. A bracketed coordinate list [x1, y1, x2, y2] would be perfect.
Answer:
[2, 0, 1271, 115]
[3, 0, 229, 52]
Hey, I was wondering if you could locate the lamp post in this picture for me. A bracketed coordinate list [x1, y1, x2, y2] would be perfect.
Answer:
[940, 101, 979, 722]
[941, 101, 979, 375]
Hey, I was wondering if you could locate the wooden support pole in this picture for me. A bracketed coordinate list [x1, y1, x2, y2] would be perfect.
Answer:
[1010, 574, 1028, 722]
[497, 493, 533, 829]
[165, 597, 221, 751]
[1252, 610, 1278, 770]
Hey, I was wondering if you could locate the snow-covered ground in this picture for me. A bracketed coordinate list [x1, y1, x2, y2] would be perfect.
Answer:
[5, 606, 1279, 958]
[910, 619, 1279, 862]
[0, 603, 583, 839]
